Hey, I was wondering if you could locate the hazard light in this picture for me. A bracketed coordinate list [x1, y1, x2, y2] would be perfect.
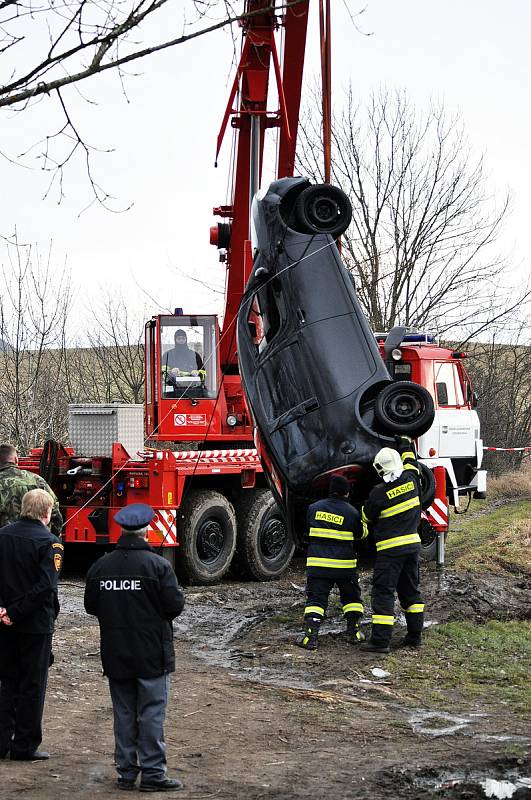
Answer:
[451, 351, 467, 359]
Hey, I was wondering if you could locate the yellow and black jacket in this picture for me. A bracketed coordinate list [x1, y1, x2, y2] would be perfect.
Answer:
[306, 497, 362, 578]
[362, 439, 422, 556]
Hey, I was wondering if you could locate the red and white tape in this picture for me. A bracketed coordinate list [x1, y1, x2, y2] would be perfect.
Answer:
[483, 446, 531, 452]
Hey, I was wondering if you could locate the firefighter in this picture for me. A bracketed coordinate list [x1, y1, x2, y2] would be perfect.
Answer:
[84, 503, 185, 793]
[0, 443, 63, 536]
[297, 475, 364, 650]
[360, 436, 424, 654]
[0, 489, 64, 760]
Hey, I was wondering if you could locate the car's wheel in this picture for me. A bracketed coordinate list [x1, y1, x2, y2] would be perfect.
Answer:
[418, 463, 436, 509]
[178, 490, 236, 585]
[235, 489, 295, 581]
[419, 518, 438, 561]
[293, 184, 352, 237]
[375, 382, 435, 437]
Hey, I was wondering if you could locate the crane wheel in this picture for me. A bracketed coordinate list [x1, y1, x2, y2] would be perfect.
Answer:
[234, 489, 295, 581]
[177, 489, 236, 585]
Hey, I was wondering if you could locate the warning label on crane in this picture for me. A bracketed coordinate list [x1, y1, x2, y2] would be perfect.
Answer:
[174, 414, 207, 426]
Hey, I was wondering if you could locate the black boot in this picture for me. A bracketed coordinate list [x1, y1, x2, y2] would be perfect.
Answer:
[296, 617, 320, 650]
[346, 617, 365, 645]
[395, 634, 422, 649]
[360, 640, 390, 654]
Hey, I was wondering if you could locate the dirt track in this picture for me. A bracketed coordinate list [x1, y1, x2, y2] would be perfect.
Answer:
[1, 559, 530, 799]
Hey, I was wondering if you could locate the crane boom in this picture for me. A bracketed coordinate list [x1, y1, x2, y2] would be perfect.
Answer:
[212, 0, 309, 369]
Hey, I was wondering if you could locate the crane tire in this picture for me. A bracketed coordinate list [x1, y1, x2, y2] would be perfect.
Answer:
[234, 489, 295, 581]
[177, 489, 236, 585]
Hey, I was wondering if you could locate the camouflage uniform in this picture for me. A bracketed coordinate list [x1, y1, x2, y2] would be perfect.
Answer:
[0, 464, 63, 536]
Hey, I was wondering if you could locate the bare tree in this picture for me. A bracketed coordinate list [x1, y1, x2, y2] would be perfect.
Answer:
[0, 1, 303, 203]
[466, 324, 531, 473]
[82, 296, 145, 404]
[298, 88, 529, 339]
[0, 238, 72, 450]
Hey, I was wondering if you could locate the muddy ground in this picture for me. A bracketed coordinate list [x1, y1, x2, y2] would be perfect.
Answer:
[2, 557, 530, 800]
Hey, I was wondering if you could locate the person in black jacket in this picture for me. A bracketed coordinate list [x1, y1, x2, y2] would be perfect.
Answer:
[0, 489, 64, 761]
[297, 475, 364, 650]
[84, 503, 185, 793]
[360, 436, 425, 654]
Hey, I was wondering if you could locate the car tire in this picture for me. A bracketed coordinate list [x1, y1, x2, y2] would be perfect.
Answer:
[177, 490, 237, 585]
[419, 518, 438, 561]
[293, 184, 352, 237]
[418, 463, 437, 509]
[375, 382, 435, 437]
[235, 490, 295, 581]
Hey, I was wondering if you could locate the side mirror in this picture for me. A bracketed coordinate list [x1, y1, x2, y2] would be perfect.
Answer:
[472, 391, 479, 409]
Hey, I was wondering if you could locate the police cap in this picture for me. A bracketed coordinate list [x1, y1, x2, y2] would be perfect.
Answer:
[329, 475, 350, 496]
[115, 503, 155, 531]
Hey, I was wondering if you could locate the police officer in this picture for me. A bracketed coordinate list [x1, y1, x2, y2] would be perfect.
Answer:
[84, 503, 185, 793]
[297, 475, 364, 650]
[0, 443, 62, 536]
[360, 436, 425, 654]
[0, 489, 64, 760]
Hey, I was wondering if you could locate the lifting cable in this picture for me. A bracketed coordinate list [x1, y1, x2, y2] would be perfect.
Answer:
[319, 0, 332, 184]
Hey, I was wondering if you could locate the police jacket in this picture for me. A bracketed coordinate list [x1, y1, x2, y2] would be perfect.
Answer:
[84, 534, 185, 680]
[306, 496, 362, 578]
[0, 518, 64, 633]
[362, 438, 422, 556]
[0, 463, 63, 536]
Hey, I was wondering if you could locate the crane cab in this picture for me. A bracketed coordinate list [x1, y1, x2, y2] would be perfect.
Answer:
[144, 313, 253, 445]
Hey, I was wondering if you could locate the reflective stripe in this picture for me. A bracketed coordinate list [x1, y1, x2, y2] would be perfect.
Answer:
[403, 463, 420, 475]
[362, 509, 370, 523]
[361, 508, 370, 539]
[376, 533, 421, 551]
[405, 603, 425, 613]
[401, 451, 415, 462]
[372, 614, 394, 625]
[343, 602, 363, 614]
[304, 605, 325, 617]
[379, 496, 420, 519]
[306, 557, 357, 569]
[309, 527, 354, 541]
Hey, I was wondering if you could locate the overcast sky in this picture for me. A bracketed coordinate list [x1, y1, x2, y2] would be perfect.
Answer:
[1, 0, 529, 340]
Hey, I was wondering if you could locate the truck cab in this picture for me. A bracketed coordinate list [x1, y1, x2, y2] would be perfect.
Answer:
[144, 313, 253, 445]
[377, 332, 486, 507]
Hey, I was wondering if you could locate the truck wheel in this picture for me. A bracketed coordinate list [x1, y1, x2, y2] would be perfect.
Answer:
[293, 184, 352, 238]
[419, 518, 438, 561]
[375, 382, 434, 437]
[235, 490, 295, 581]
[418, 463, 436, 509]
[178, 490, 237, 585]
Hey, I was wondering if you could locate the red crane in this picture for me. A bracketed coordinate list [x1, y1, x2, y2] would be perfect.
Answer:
[144, 0, 309, 446]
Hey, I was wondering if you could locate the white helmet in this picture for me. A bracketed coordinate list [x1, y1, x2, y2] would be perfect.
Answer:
[373, 447, 403, 478]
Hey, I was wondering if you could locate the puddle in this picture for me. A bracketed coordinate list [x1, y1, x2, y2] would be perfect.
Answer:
[409, 709, 472, 737]
[412, 762, 531, 798]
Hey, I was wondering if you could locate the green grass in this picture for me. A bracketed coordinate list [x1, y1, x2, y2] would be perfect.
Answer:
[389, 620, 531, 718]
[446, 499, 531, 573]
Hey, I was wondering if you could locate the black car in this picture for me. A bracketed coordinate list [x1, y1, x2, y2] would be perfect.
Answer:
[236, 177, 434, 538]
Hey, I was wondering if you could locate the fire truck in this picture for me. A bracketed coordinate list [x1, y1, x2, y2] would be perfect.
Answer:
[20, 1, 486, 581]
